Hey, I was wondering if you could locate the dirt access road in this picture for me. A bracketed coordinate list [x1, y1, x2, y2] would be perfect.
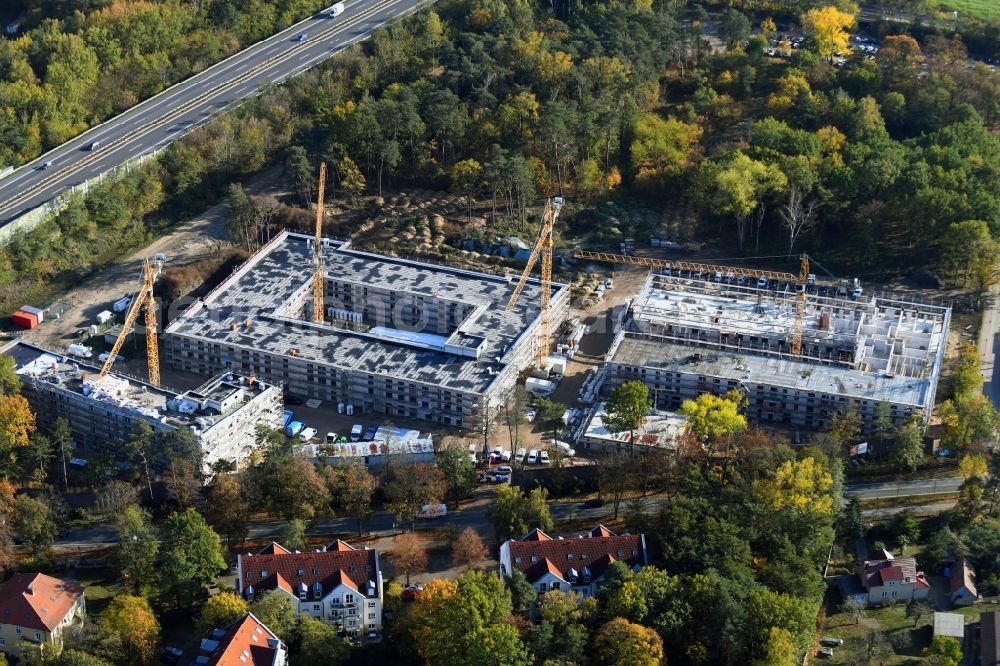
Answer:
[23, 168, 284, 356]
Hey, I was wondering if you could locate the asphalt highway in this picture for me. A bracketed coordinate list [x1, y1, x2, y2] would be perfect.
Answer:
[0, 0, 427, 225]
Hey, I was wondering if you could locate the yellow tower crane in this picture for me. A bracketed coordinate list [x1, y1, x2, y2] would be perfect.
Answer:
[99, 259, 160, 386]
[506, 198, 562, 362]
[313, 162, 327, 324]
[571, 250, 812, 357]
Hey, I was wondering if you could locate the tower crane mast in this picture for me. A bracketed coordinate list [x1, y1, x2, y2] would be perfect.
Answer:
[506, 198, 563, 363]
[313, 162, 327, 324]
[99, 259, 160, 386]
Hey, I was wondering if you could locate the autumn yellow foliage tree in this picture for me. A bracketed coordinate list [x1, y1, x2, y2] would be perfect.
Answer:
[959, 454, 988, 480]
[679, 392, 747, 442]
[801, 5, 857, 62]
[101, 595, 160, 664]
[754, 457, 834, 514]
[630, 113, 703, 190]
[0, 394, 36, 470]
[593, 617, 664, 666]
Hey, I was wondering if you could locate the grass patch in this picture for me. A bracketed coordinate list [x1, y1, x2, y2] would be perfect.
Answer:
[821, 603, 932, 664]
[60, 567, 125, 616]
[938, 0, 1000, 20]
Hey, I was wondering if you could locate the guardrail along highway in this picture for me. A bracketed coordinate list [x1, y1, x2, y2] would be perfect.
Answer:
[0, 0, 426, 225]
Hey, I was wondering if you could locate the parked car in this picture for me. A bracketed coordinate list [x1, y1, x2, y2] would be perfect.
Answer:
[160, 646, 183, 664]
[402, 584, 423, 602]
[494, 473, 510, 483]
[527, 450, 538, 464]
[500, 450, 512, 462]
[496, 466, 512, 475]
[325, 432, 337, 444]
[351, 424, 363, 441]
[299, 427, 318, 442]
[515, 447, 526, 460]
[818, 646, 834, 658]
[937, 449, 954, 457]
[820, 637, 844, 647]
[524, 408, 537, 423]
[539, 450, 550, 464]
[98, 352, 123, 363]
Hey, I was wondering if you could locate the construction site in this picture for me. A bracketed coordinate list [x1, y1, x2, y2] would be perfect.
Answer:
[2, 340, 284, 474]
[601, 265, 950, 432]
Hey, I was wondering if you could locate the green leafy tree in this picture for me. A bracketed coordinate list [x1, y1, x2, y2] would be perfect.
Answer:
[204, 474, 250, 549]
[296, 615, 350, 665]
[890, 416, 925, 473]
[195, 593, 249, 636]
[630, 114, 702, 190]
[326, 464, 375, 536]
[13, 495, 56, 558]
[115, 506, 159, 595]
[250, 591, 297, 643]
[604, 381, 653, 453]
[487, 486, 553, 544]
[438, 443, 476, 507]
[506, 569, 538, 616]
[409, 573, 530, 666]
[281, 518, 307, 552]
[593, 617, 664, 666]
[285, 145, 314, 205]
[719, 9, 751, 49]
[951, 344, 984, 401]
[0, 356, 19, 396]
[385, 462, 446, 531]
[699, 151, 786, 250]
[753, 626, 798, 666]
[924, 635, 962, 666]
[159, 509, 227, 607]
[890, 510, 920, 553]
[55, 651, 113, 666]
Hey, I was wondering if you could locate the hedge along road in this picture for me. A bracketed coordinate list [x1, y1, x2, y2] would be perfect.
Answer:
[0, 0, 432, 226]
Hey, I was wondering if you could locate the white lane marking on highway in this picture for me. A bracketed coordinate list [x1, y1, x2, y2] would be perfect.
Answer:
[1, 0, 413, 216]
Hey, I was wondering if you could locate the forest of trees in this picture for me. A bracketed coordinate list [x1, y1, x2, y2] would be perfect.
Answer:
[4, 0, 1000, 314]
[0, 0, 330, 168]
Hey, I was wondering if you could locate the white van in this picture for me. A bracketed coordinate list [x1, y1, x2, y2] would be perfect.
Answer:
[417, 504, 447, 519]
[299, 427, 318, 442]
[350, 424, 363, 441]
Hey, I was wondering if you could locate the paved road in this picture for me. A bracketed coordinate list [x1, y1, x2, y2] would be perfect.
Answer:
[0, 0, 427, 225]
[52, 493, 622, 552]
[979, 286, 1000, 409]
[844, 476, 962, 501]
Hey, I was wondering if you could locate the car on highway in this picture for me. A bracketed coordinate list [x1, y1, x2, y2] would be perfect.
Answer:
[297, 33, 309, 41]
[40, 161, 52, 170]
[87, 140, 100, 151]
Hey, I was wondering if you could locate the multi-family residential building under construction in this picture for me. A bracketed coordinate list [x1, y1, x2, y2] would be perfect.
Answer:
[603, 268, 949, 433]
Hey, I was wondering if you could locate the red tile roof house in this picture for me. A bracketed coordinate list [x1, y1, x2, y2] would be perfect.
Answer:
[236, 541, 383, 637]
[499, 525, 648, 597]
[860, 552, 930, 607]
[195, 612, 287, 666]
[0, 573, 85, 656]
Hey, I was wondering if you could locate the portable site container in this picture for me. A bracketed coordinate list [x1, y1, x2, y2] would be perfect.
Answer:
[11, 310, 38, 329]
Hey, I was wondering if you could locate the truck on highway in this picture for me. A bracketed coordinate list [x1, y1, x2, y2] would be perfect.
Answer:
[328, 2, 345, 17]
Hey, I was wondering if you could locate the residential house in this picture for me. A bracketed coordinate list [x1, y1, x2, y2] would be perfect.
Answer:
[195, 612, 287, 665]
[980, 610, 1000, 666]
[236, 541, 383, 636]
[0, 573, 85, 654]
[498, 525, 648, 597]
[861, 554, 930, 607]
[950, 558, 977, 607]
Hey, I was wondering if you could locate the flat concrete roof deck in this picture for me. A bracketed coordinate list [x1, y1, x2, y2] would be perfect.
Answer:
[165, 232, 568, 393]
[610, 334, 932, 407]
